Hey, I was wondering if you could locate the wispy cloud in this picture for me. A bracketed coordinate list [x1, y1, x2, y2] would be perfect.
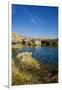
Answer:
[22, 7, 40, 25]
[31, 17, 38, 24]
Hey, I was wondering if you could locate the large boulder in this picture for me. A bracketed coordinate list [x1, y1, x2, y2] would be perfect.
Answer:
[16, 52, 40, 70]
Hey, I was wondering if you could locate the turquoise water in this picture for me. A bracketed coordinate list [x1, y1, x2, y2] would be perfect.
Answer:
[13, 46, 58, 67]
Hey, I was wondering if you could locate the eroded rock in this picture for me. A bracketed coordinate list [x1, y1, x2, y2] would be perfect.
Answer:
[16, 52, 40, 70]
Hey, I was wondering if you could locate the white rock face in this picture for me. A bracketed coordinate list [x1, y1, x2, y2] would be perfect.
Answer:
[35, 40, 41, 45]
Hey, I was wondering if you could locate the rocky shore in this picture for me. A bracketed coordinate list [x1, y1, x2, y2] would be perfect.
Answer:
[12, 32, 58, 48]
[12, 52, 58, 85]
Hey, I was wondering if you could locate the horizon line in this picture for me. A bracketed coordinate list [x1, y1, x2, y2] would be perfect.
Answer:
[12, 32, 58, 39]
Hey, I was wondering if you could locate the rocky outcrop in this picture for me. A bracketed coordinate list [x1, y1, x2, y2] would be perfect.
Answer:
[12, 32, 32, 45]
[16, 52, 40, 70]
[12, 32, 58, 47]
[12, 32, 24, 44]
[12, 52, 58, 85]
[34, 40, 41, 46]
[12, 52, 41, 85]
[12, 52, 48, 85]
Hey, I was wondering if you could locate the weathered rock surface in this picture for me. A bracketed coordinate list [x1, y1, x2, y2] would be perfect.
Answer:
[12, 52, 58, 85]
[16, 52, 40, 70]
[12, 32, 58, 47]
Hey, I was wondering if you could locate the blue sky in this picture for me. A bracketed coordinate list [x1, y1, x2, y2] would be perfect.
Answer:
[12, 4, 58, 38]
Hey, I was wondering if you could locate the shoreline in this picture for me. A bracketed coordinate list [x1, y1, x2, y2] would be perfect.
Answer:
[12, 44, 58, 49]
[12, 51, 58, 85]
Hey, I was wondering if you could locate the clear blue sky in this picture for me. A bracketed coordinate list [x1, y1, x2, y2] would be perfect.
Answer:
[12, 4, 58, 38]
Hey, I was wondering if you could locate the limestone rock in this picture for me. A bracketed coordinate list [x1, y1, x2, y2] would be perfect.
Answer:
[16, 52, 40, 70]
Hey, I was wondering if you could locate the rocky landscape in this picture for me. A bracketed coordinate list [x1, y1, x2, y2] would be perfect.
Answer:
[12, 32, 58, 85]
[12, 32, 58, 48]
[12, 51, 58, 85]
